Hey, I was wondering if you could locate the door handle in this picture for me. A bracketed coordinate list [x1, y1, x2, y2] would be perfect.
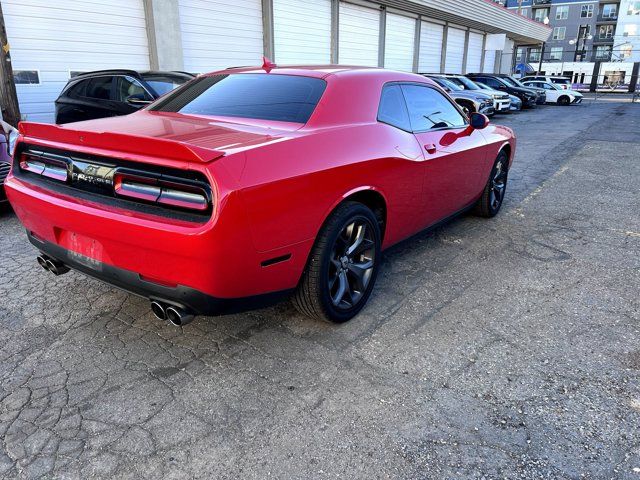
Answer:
[424, 143, 437, 154]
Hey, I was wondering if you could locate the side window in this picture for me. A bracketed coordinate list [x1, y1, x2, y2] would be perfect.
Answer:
[114, 76, 153, 103]
[377, 85, 411, 131]
[400, 84, 467, 132]
[66, 80, 88, 98]
[483, 78, 502, 89]
[84, 77, 113, 100]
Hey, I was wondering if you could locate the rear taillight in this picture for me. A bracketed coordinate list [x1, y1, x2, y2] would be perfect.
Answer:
[18, 148, 211, 214]
[113, 171, 209, 212]
[20, 151, 69, 182]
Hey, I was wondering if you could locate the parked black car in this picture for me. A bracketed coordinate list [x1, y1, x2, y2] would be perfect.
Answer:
[466, 73, 541, 108]
[55, 70, 194, 124]
[1, 120, 17, 204]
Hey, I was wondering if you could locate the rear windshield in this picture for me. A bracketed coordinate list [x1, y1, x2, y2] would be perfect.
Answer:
[151, 73, 327, 123]
[142, 74, 192, 96]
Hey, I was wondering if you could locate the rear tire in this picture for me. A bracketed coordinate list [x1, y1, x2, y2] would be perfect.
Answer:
[475, 151, 509, 218]
[293, 202, 381, 323]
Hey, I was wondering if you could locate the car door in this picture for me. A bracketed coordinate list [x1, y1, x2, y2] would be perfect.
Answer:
[79, 76, 118, 120]
[400, 83, 489, 226]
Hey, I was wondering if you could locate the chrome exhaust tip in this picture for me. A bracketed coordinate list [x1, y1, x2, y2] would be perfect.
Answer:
[37, 255, 69, 275]
[150, 301, 167, 320]
[45, 258, 70, 276]
[37, 255, 49, 271]
[165, 306, 195, 327]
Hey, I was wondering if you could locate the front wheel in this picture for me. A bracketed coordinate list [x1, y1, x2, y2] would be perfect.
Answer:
[475, 151, 509, 218]
[558, 96, 571, 106]
[293, 202, 381, 323]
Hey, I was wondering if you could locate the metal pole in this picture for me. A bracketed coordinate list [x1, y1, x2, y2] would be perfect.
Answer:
[537, 42, 545, 75]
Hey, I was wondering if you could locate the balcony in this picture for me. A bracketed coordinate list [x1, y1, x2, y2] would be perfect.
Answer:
[593, 35, 614, 44]
[532, 0, 551, 6]
[596, 13, 618, 23]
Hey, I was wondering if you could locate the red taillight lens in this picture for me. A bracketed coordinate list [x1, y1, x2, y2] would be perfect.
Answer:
[20, 152, 69, 182]
[113, 172, 209, 212]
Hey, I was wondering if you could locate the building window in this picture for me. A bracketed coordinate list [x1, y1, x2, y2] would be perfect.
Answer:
[529, 48, 541, 62]
[595, 45, 612, 60]
[598, 25, 615, 39]
[549, 47, 563, 60]
[628, 2, 640, 15]
[581, 5, 594, 18]
[534, 8, 549, 22]
[13, 70, 40, 85]
[601, 4, 617, 18]
[516, 47, 526, 62]
[553, 27, 566, 40]
[556, 6, 569, 20]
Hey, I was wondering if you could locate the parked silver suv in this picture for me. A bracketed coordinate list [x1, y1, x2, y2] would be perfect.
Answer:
[441, 75, 511, 113]
[422, 75, 495, 117]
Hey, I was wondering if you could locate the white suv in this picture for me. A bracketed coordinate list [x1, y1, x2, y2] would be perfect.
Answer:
[521, 76, 572, 90]
[521, 80, 583, 105]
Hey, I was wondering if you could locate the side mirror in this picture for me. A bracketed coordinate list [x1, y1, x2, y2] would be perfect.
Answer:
[125, 95, 152, 106]
[470, 112, 489, 130]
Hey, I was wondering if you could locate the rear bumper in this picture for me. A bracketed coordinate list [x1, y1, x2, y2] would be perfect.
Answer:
[6, 174, 309, 302]
[29, 232, 292, 315]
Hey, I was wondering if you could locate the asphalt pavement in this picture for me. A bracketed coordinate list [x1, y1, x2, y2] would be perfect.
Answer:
[0, 97, 639, 479]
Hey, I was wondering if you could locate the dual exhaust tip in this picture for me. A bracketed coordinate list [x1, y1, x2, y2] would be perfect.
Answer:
[150, 301, 194, 327]
[37, 254, 70, 276]
[37, 254, 193, 327]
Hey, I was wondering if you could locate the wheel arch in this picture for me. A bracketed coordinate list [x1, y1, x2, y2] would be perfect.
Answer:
[319, 187, 388, 244]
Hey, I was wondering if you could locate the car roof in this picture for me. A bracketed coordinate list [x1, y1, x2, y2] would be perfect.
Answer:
[69, 70, 195, 81]
[200, 64, 433, 83]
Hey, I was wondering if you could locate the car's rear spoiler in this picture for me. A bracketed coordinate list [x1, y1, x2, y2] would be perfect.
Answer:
[18, 122, 224, 164]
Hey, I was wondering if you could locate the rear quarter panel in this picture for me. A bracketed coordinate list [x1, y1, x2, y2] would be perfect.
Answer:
[228, 122, 426, 253]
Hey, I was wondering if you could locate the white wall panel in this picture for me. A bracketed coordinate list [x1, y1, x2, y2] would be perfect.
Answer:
[384, 13, 415, 71]
[3, 0, 149, 123]
[179, 0, 263, 74]
[338, 2, 380, 66]
[466, 32, 483, 73]
[273, 0, 331, 64]
[444, 26, 466, 74]
[483, 50, 496, 73]
[418, 21, 444, 73]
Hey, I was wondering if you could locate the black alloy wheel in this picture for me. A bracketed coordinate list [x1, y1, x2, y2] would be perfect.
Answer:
[293, 202, 381, 323]
[475, 151, 509, 218]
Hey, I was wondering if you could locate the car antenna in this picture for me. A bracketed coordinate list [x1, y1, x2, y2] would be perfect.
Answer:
[262, 56, 276, 73]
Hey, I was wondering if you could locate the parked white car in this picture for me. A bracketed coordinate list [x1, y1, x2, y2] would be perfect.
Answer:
[521, 81, 583, 105]
[521, 76, 572, 90]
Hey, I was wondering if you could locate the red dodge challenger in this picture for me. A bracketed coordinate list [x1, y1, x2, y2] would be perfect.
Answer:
[6, 65, 515, 326]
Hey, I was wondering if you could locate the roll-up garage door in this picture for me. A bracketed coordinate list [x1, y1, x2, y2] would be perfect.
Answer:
[418, 21, 444, 73]
[444, 26, 466, 74]
[483, 50, 496, 73]
[179, 0, 263, 73]
[273, 0, 331, 64]
[384, 13, 415, 71]
[338, 2, 380, 66]
[466, 32, 483, 74]
[2, 0, 150, 123]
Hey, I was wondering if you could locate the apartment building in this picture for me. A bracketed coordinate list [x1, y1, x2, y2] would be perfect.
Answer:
[505, 0, 638, 63]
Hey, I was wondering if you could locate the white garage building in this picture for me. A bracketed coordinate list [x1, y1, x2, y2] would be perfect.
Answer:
[3, 0, 550, 123]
